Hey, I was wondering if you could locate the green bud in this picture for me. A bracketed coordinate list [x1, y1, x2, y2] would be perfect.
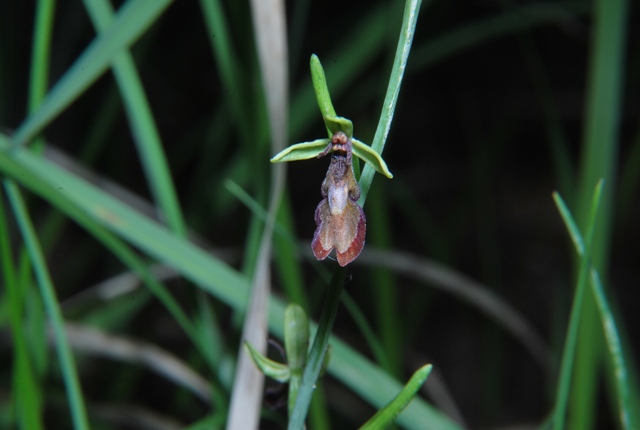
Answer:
[284, 304, 310, 372]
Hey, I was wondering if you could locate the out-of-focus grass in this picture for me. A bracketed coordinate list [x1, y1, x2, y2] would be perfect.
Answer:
[570, 0, 629, 428]
[0, 0, 638, 428]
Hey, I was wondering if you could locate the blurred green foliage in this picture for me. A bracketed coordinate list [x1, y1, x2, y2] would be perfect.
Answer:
[0, 0, 638, 429]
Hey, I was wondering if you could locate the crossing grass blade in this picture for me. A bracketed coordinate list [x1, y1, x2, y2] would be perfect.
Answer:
[551, 182, 602, 430]
[3, 181, 90, 430]
[83, 0, 186, 236]
[0, 192, 44, 430]
[12, 0, 174, 146]
[554, 185, 637, 430]
[359, 365, 433, 430]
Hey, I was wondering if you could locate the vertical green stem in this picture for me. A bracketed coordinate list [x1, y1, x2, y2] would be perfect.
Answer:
[288, 265, 347, 429]
[571, 0, 628, 426]
[358, 0, 422, 204]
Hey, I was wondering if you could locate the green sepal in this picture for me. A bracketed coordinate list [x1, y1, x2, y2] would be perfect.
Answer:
[352, 139, 393, 178]
[270, 138, 330, 163]
[310, 55, 355, 138]
[359, 364, 433, 430]
[284, 304, 310, 372]
[243, 341, 290, 383]
[324, 115, 353, 138]
[310, 54, 337, 122]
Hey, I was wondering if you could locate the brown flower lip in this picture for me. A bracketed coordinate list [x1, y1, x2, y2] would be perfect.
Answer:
[311, 131, 366, 266]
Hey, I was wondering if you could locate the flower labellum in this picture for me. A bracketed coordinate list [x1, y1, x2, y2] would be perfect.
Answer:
[311, 131, 366, 266]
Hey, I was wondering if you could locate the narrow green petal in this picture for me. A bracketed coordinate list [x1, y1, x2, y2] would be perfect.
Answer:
[310, 54, 337, 121]
[353, 139, 393, 178]
[244, 342, 291, 383]
[270, 139, 331, 163]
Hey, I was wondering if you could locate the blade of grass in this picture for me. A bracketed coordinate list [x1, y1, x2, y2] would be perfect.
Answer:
[3, 180, 89, 430]
[19, 0, 58, 381]
[226, 0, 288, 427]
[0, 132, 461, 430]
[368, 184, 401, 377]
[83, 0, 186, 236]
[341, 291, 392, 372]
[3, 1, 57, 427]
[199, 0, 253, 147]
[359, 365, 433, 430]
[12, 0, 173, 146]
[0, 193, 44, 430]
[28, 0, 55, 115]
[273, 192, 309, 310]
[571, 0, 628, 426]
[357, 0, 421, 205]
[555, 186, 636, 430]
[551, 181, 603, 430]
[589, 271, 636, 430]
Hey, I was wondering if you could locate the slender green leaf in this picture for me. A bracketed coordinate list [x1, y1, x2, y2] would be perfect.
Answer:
[3, 181, 89, 430]
[360, 365, 433, 430]
[552, 192, 584, 255]
[83, 0, 186, 236]
[590, 271, 636, 430]
[358, 0, 420, 205]
[555, 184, 636, 430]
[571, 0, 628, 425]
[28, 0, 55, 113]
[0, 192, 44, 430]
[199, 0, 253, 147]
